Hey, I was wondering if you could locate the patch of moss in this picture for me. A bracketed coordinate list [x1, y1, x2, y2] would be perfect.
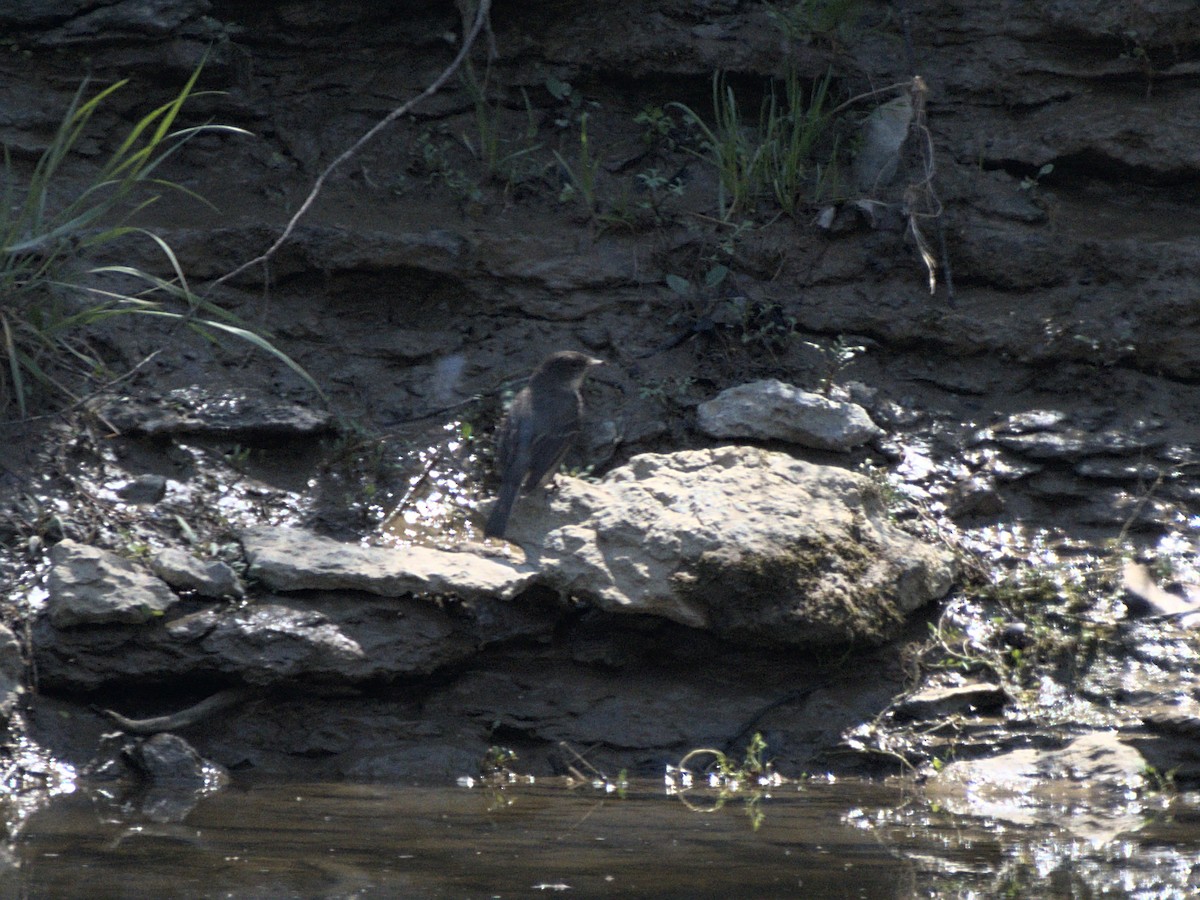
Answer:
[681, 531, 904, 645]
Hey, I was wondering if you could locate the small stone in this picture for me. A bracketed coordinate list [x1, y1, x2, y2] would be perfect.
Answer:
[993, 410, 1068, 434]
[1000, 622, 1031, 649]
[151, 548, 244, 599]
[697, 379, 883, 451]
[946, 474, 1004, 518]
[116, 474, 168, 504]
[893, 682, 1008, 721]
[128, 733, 221, 788]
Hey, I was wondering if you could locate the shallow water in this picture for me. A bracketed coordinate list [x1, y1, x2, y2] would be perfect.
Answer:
[7, 777, 1200, 898]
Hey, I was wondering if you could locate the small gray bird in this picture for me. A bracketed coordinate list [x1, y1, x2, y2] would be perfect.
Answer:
[484, 351, 603, 539]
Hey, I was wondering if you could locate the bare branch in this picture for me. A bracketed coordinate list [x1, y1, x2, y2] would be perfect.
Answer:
[209, 0, 493, 293]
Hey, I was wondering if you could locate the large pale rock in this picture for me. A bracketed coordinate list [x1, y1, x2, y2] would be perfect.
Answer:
[242, 527, 536, 600]
[47, 540, 179, 627]
[697, 380, 883, 451]
[510, 446, 956, 645]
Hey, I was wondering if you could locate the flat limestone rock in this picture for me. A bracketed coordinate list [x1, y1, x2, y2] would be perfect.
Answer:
[89, 388, 333, 440]
[242, 526, 537, 600]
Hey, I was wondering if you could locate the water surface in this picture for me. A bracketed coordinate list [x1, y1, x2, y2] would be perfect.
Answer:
[7, 777, 1200, 897]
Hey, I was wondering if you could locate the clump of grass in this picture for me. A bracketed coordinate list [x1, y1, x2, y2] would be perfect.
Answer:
[765, 0, 864, 44]
[459, 61, 543, 188]
[0, 61, 318, 418]
[670, 74, 763, 218]
[553, 111, 600, 215]
[761, 68, 834, 215]
[669, 68, 835, 219]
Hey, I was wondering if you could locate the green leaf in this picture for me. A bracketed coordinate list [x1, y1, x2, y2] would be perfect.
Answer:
[666, 274, 691, 295]
[704, 264, 729, 288]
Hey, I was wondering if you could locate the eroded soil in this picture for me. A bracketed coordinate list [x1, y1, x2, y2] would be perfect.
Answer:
[3, 1, 1200, 787]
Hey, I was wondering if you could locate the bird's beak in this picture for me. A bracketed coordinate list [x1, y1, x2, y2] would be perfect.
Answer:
[588, 357, 605, 368]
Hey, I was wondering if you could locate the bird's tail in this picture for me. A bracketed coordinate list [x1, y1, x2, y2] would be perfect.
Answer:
[484, 477, 520, 538]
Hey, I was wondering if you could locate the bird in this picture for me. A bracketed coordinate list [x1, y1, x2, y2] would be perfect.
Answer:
[484, 350, 604, 539]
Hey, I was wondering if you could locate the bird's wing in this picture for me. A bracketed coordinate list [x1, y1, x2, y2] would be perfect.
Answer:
[523, 396, 581, 491]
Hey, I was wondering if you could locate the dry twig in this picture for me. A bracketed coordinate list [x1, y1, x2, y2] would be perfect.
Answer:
[209, 0, 493, 292]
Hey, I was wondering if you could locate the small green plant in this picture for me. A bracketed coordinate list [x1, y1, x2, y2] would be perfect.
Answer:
[634, 167, 685, 222]
[1019, 162, 1054, 192]
[669, 733, 780, 829]
[1142, 764, 1177, 794]
[634, 104, 678, 149]
[802, 335, 866, 395]
[665, 262, 729, 300]
[857, 458, 901, 509]
[725, 295, 796, 351]
[0, 62, 319, 417]
[674, 732, 777, 784]
[638, 374, 696, 408]
[765, 0, 863, 44]
[416, 130, 484, 203]
[545, 75, 597, 129]
[480, 745, 520, 778]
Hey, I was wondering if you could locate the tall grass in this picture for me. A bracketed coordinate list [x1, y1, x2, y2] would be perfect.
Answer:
[553, 111, 599, 215]
[0, 62, 319, 418]
[761, 68, 834, 215]
[459, 61, 542, 185]
[670, 69, 834, 219]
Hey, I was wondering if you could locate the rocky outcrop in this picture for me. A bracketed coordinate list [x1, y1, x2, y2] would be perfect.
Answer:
[509, 447, 954, 644]
[35, 447, 955, 693]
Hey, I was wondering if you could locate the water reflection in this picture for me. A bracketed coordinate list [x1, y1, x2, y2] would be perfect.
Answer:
[7, 778, 1200, 897]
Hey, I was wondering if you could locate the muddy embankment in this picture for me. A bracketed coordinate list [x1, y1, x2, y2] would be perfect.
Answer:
[2, 0, 1200, 799]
